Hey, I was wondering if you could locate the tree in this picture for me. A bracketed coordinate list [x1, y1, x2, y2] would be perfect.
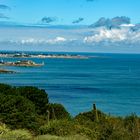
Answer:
[45, 103, 71, 120]
[0, 94, 37, 130]
[17, 86, 49, 114]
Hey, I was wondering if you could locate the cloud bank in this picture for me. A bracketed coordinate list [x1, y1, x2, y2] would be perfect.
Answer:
[84, 27, 140, 44]
[1, 26, 140, 45]
[0, 36, 69, 45]
[0, 16, 140, 53]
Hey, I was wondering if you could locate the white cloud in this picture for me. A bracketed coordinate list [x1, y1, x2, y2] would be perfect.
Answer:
[83, 26, 140, 44]
[46, 37, 67, 44]
[0, 25, 140, 50]
[7, 37, 67, 45]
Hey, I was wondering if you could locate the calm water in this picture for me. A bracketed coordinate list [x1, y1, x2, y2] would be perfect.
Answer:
[0, 52, 140, 116]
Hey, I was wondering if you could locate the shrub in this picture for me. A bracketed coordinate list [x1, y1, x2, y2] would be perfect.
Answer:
[45, 103, 71, 120]
[39, 120, 75, 136]
[75, 110, 106, 123]
[39, 120, 98, 139]
[75, 125, 97, 140]
[124, 114, 140, 140]
[0, 123, 9, 135]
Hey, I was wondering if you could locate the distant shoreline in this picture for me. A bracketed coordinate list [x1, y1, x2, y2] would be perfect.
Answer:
[1, 50, 140, 55]
[0, 52, 88, 59]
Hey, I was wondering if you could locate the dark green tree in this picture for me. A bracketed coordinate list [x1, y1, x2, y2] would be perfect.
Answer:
[0, 94, 38, 130]
[45, 103, 71, 120]
[17, 86, 49, 114]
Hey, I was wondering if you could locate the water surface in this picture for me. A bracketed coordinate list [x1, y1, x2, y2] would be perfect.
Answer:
[0, 52, 140, 116]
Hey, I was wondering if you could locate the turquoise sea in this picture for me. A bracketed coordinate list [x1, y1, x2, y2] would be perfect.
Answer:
[0, 52, 140, 116]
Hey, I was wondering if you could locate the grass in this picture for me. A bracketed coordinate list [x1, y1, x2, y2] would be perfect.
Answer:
[0, 123, 32, 140]
[34, 134, 89, 140]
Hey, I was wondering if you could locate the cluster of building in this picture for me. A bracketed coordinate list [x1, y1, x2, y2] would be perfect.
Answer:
[0, 52, 88, 59]
[0, 60, 44, 67]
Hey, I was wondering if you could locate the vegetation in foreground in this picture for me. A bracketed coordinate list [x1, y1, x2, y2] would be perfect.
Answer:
[0, 83, 140, 140]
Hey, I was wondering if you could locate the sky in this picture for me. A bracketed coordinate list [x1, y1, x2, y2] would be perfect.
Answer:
[0, 0, 140, 25]
[0, 0, 140, 53]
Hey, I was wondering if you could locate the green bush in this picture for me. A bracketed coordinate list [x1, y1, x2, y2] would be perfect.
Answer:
[45, 103, 71, 120]
[74, 125, 97, 140]
[0, 123, 32, 140]
[39, 119, 98, 139]
[124, 114, 140, 140]
[39, 120, 75, 136]
[0, 123, 9, 135]
[75, 110, 106, 123]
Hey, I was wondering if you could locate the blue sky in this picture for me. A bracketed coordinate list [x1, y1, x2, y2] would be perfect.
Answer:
[0, 0, 140, 25]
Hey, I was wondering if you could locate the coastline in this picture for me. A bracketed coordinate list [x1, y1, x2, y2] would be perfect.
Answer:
[0, 52, 89, 59]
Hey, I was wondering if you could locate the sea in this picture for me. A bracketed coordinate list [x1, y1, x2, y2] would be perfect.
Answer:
[0, 52, 140, 116]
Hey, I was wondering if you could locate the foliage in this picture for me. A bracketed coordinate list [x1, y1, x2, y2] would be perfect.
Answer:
[0, 83, 13, 92]
[124, 114, 140, 140]
[74, 112, 140, 140]
[16, 86, 49, 114]
[75, 110, 106, 123]
[0, 94, 38, 130]
[39, 119, 75, 136]
[0, 123, 32, 140]
[0, 83, 140, 140]
[45, 103, 71, 120]
[0, 129, 32, 140]
[0, 83, 70, 132]
[0, 123, 9, 135]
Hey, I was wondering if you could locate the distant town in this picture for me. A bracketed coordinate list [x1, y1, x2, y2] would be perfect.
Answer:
[0, 52, 88, 59]
[0, 52, 88, 73]
[0, 60, 44, 67]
